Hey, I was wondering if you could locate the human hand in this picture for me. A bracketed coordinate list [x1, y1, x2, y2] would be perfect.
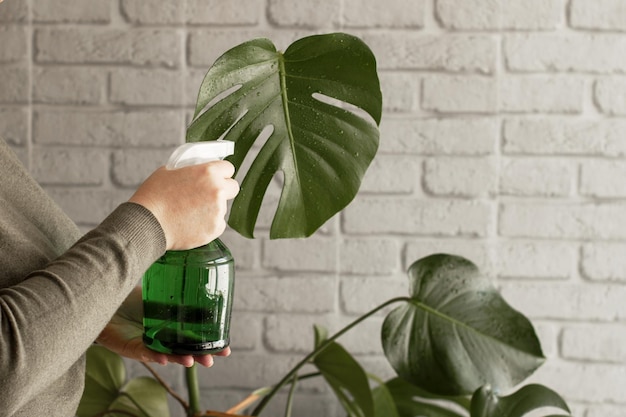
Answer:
[129, 161, 239, 251]
[96, 286, 230, 367]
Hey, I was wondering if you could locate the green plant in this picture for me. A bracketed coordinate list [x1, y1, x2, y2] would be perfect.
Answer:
[186, 33, 381, 239]
[78, 33, 572, 417]
[79, 254, 571, 417]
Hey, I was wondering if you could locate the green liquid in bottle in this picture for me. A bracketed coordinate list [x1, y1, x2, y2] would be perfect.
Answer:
[142, 239, 234, 355]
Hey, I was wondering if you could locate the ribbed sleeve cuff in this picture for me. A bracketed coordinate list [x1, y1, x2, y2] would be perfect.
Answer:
[98, 202, 167, 267]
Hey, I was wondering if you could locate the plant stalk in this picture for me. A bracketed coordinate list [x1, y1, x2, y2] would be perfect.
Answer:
[186, 364, 202, 417]
[250, 296, 411, 416]
[142, 362, 190, 410]
[284, 371, 298, 417]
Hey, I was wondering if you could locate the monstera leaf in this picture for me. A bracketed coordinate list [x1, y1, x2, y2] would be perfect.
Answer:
[77, 346, 170, 417]
[187, 33, 382, 239]
[382, 254, 545, 396]
[470, 384, 571, 417]
[312, 325, 374, 417]
[372, 377, 469, 417]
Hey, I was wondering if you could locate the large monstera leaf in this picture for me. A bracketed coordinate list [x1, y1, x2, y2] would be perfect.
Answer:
[382, 254, 545, 396]
[187, 33, 382, 239]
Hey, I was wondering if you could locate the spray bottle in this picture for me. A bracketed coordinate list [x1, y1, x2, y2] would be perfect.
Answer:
[142, 141, 235, 355]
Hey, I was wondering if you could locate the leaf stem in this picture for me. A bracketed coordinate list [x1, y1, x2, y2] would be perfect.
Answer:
[250, 296, 411, 416]
[142, 362, 190, 411]
[284, 371, 298, 417]
[186, 364, 202, 417]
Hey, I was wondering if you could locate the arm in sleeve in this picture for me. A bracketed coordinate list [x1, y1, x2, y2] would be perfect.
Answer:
[0, 202, 166, 413]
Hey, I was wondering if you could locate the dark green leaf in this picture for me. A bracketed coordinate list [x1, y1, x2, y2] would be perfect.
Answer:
[375, 378, 468, 417]
[108, 377, 170, 417]
[187, 33, 382, 239]
[313, 324, 329, 349]
[77, 345, 126, 417]
[382, 254, 545, 396]
[470, 384, 571, 417]
[313, 341, 374, 417]
[371, 381, 400, 417]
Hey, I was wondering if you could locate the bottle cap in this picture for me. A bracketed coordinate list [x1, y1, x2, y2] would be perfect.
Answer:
[166, 141, 235, 170]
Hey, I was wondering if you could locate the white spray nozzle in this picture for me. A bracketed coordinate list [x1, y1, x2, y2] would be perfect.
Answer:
[166, 141, 235, 170]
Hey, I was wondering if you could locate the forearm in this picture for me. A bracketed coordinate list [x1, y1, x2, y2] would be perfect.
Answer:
[0, 202, 166, 413]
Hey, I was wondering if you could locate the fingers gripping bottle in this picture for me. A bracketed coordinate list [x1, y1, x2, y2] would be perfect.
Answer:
[142, 141, 235, 355]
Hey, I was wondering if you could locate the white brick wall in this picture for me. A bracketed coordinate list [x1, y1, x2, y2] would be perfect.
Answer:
[3, 0, 626, 416]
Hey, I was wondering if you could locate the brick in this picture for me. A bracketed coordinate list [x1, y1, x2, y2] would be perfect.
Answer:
[503, 118, 626, 156]
[361, 33, 496, 73]
[404, 240, 493, 274]
[187, 29, 300, 68]
[121, 0, 184, 24]
[500, 158, 574, 197]
[531, 361, 626, 403]
[360, 155, 419, 194]
[344, 197, 494, 237]
[496, 241, 575, 279]
[581, 243, 626, 282]
[581, 160, 626, 197]
[218, 230, 259, 271]
[32, 0, 111, 23]
[235, 275, 336, 313]
[197, 353, 302, 389]
[35, 28, 181, 68]
[500, 202, 626, 239]
[262, 237, 337, 272]
[32, 147, 107, 186]
[357, 356, 399, 381]
[505, 34, 626, 73]
[340, 275, 409, 315]
[111, 148, 172, 187]
[339, 238, 400, 275]
[44, 188, 132, 225]
[562, 324, 626, 362]
[595, 77, 626, 115]
[336, 315, 386, 355]
[422, 76, 498, 113]
[378, 72, 419, 113]
[0, 0, 28, 22]
[586, 405, 626, 417]
[343, 0, 425, 28]
[380, 117, 498, 155]
[0, 65, 28, 103]
[33, 67, 104, 105]
[267, 0, 339, 28]
[184, 69, 206, 107]
[0, 108, 28, 146]
[533, 322, 558, 359]
[264, 314, 335, 353]
[570, 0, 626, 31]
[33, 110, 184, 147]
[0, 26, 27, 63]
[437, 0, 563, 30]
[8, 145, 28, 168]
[499, 281, 626, 321]
[109, 69, 183, 106]
[500, 76, 584, 114]
[228, 312, 260, 351]
[186, 0, 261, 25]
[423, 157, 497, 197]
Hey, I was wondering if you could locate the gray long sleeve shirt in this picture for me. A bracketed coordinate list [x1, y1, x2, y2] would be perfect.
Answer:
[0, 138, 167, 416]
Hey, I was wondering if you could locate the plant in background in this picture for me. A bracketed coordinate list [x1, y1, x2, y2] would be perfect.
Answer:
[78, 33, 572, 417]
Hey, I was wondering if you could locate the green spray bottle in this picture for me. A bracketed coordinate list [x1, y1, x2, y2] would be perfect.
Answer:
[142, 141, 235, 355]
